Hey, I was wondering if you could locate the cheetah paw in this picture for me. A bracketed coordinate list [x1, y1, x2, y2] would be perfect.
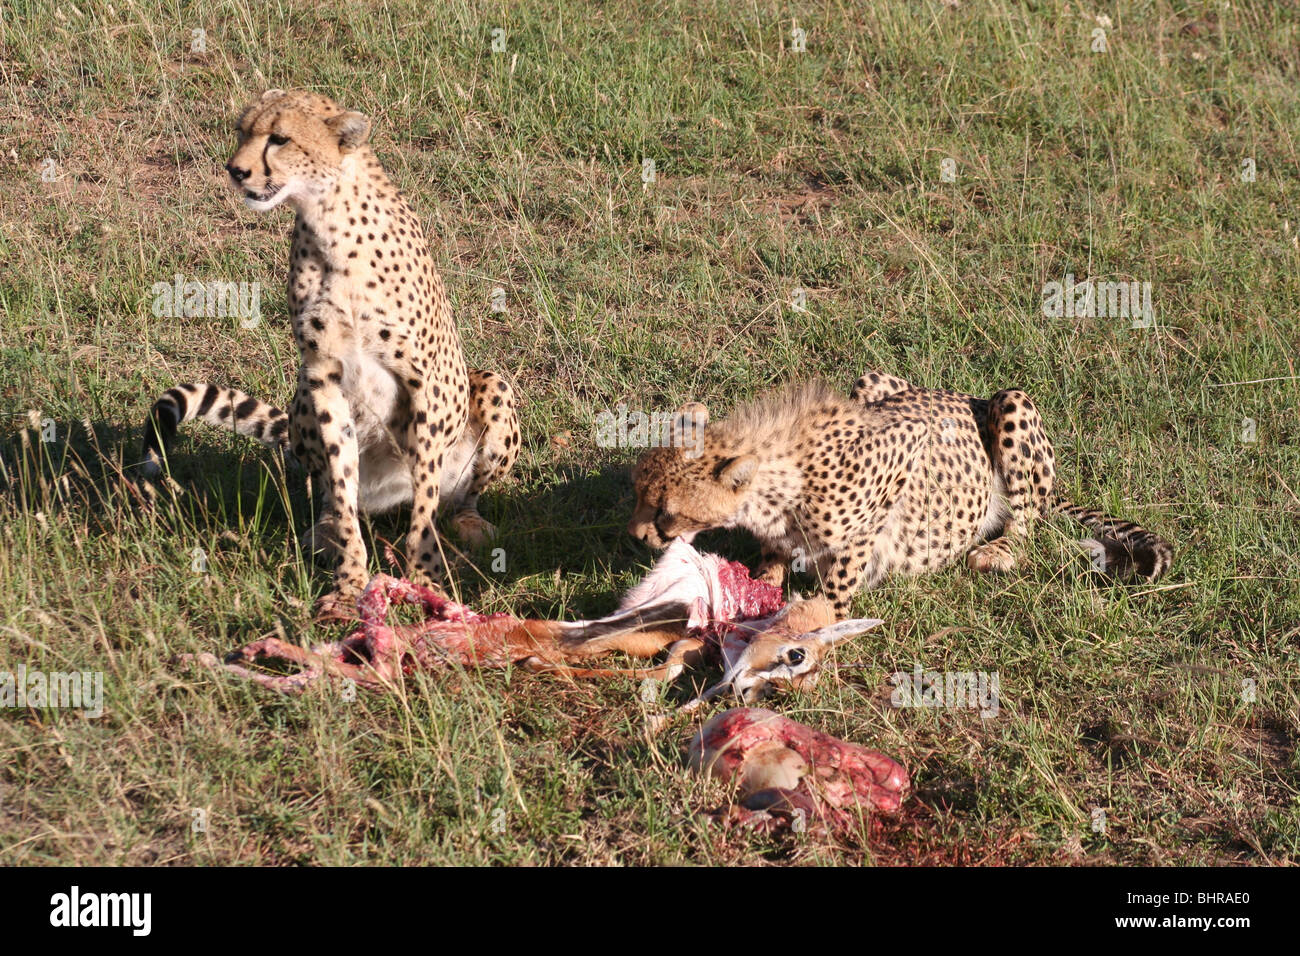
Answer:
[966, 540, 1018, 574]
[451, 510, 497, 549]
[313, 586, 362, 623]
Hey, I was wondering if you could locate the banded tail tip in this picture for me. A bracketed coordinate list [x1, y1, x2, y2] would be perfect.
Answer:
[1077, 536, 1171, 582]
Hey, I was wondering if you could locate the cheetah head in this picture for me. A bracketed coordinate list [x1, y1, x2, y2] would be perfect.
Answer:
[225, 89, 372, 212]
[627, 403, 758, 548]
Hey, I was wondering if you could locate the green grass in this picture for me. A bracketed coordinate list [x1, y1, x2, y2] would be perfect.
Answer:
[1, 0, 1297, 865]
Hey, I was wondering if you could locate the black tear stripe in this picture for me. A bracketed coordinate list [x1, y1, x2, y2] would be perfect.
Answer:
[261, 141, 271, 179]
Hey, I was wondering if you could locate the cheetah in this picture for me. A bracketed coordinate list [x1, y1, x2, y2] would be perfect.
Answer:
[628, 372, 1173, 614]
[140, 90, 520, 614]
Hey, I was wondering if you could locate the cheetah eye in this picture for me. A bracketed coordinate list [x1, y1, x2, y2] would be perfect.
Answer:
[784, 647, 806, 666]
[268, 133, 290, 146]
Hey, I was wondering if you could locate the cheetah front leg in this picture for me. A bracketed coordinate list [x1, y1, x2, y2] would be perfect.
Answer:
[755, 544, 789, 588]
[817, 541, 884, 616]
[403, 383, 457, 593]
[301, 354, 370, 616]
[966, 388, 1056, 574]
[445, 370, 521, 549]
[287, 369, 346, 563]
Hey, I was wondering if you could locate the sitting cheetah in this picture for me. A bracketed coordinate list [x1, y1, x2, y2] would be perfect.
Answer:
[140, 90, 520, 614]
[628, 372, 1173, 613]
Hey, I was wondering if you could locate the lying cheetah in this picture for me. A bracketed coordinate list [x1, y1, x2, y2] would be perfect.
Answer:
[628, 372, 1173, 613]
[140, 90, 520, 614]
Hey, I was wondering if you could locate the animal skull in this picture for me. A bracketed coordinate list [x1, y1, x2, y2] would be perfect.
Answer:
[681, 597, 883, 708]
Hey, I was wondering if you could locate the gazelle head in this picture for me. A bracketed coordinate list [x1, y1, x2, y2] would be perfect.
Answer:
[687, 597, 883, 707]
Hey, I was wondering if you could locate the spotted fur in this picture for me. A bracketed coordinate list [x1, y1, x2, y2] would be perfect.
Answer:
[629, 372, 1173, 614]
[139, 90, 520, 611]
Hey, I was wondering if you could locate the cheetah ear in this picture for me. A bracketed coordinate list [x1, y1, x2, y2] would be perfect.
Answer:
[328, 111, 372, 152]
[674, 401, 708, 427]
[670, 402, 708, 452]
[260, 88, 286, 101]
[717, 454, 757, 490]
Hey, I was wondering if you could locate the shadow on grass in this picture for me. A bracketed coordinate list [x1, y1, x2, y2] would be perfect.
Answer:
[0, 417, 770, 621]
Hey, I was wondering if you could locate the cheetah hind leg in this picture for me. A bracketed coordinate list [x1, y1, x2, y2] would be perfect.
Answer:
[966, 389, 1057, 575]
[443, 369, 520, 549]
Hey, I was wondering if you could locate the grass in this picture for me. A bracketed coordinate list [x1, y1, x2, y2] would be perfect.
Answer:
[0, 0, 1297, 865]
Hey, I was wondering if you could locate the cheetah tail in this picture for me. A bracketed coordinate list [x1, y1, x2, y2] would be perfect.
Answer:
[140, 383, 290, 479]
[1050, 496, 1174, 582]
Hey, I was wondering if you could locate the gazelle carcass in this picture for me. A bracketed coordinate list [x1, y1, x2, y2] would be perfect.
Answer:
[179, 541, 882, 703]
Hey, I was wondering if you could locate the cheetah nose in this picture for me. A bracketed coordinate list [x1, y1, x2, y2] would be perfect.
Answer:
[225, 163, 251, 184]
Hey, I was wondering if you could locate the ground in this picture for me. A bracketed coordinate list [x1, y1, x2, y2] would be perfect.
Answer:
[0, 0, 1297, 865]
